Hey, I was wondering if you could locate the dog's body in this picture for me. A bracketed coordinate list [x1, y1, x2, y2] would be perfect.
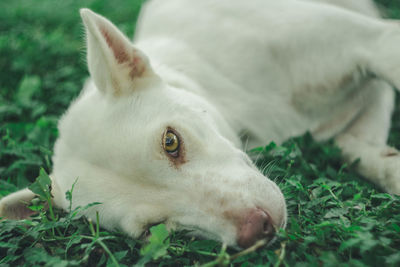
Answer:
[135, 0, 392, 146]
[2, 0, 400, 248]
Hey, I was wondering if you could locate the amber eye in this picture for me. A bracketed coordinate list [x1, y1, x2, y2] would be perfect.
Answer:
[163, 130, 180, 156]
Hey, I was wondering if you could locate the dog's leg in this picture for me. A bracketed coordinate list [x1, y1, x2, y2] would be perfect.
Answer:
[334, 79, 400, 194]
[0, 175, 63, 220]
[0, 188, 37, 219]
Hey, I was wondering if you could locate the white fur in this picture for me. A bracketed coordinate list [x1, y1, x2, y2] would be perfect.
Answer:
[2, 0, 400, 247]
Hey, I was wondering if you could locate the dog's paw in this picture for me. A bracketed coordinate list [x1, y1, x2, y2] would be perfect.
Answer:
[382, 157, 400, 195]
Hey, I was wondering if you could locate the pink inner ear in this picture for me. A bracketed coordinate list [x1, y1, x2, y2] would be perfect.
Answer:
[100, 26, 129, 64]
[129, 54, 146, 79]
[99, 25, 147, 80]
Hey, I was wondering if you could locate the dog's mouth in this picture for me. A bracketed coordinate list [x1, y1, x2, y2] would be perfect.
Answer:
[176, 223, 223, 242]
[141, 219, 168, 239]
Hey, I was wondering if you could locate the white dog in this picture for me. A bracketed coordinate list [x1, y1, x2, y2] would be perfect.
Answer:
[1, 0, 400, 248]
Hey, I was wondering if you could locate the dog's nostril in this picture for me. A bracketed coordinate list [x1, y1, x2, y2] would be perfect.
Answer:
[263, 217, 275, 236]
[237, 208, 275, 248]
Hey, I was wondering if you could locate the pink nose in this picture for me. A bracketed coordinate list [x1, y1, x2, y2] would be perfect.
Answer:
[237, 208, 275, 248]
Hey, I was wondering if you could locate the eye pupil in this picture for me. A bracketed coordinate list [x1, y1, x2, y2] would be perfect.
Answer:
[166, 136, 174, 146]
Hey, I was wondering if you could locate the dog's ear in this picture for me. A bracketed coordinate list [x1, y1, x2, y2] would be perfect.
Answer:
[80, 9, 155, 96]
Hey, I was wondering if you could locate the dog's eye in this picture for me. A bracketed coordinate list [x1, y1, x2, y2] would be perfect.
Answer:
[163, 130, 180, 157]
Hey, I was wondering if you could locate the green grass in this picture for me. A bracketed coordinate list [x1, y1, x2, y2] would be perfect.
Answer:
[1, 0, 400, 266]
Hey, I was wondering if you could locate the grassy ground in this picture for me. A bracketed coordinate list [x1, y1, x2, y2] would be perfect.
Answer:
[1, 0, 400, 266]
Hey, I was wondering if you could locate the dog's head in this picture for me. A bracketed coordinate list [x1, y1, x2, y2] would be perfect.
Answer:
[52, 9, 286, 248]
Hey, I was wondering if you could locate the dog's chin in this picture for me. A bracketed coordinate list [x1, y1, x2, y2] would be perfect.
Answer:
[174, 223, 229, 244]
[173, 223, 271, 250]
